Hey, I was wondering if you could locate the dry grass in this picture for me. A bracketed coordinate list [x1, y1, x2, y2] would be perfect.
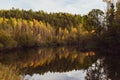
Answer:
[0, 63, 21, 80]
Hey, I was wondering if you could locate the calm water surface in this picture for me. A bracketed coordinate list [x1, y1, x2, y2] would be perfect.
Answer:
[0, 47, 120, 80]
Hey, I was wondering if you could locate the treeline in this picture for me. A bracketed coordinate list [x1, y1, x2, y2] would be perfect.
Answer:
[0, 8, 101, 50]
[0, 2, 120, 51]
[0, 18, 55, 50]
[0, 17, 93, 50]
[0, 8, 81, 29]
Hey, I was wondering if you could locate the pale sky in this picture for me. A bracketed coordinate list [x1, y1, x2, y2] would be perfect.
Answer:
[0, 0, 106, 15]
[24, 70, 86, 80]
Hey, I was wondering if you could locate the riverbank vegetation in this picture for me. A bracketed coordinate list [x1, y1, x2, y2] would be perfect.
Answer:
[0, 2, 119, 51]
[0, 10, 101, 51]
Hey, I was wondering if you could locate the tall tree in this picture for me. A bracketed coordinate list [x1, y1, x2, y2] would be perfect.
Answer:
[87, 9, 104, 35]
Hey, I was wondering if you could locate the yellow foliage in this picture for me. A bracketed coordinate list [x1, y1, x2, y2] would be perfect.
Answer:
[62, 36, 65, 40]
[59, 27, 62, 33]
[64, 52, 69, 58]
[72, 53, 78, 59]
[11, 18, 17, 27]
[64, 28, 69, 34]
[71, 28, 77, 33]
[0, 18, 3, 24]
[90, 51, 95, 56]
[62, 47, 65, 51]
[91, 29, 95, 33]
[85, 51, 95, 56]
[28, 21, 33, 27]
[0, 64, 20, 80]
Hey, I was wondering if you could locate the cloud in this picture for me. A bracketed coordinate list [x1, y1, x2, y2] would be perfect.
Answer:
[24, 70, 86, 80]
[0, 0, 106, 14]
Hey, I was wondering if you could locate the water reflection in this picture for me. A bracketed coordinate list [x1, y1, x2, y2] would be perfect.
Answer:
[0, 47, 120, 80]
[24, 70, 86, 80]
[85, 59, 108, 80]
[0, 47, 96, 75]
[85, 50, 120, 80]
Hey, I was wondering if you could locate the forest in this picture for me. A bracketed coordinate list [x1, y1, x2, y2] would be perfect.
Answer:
[0, 2, 120, 51]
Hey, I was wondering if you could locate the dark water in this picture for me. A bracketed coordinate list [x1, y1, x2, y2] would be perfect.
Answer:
[0, 47, 120, 80]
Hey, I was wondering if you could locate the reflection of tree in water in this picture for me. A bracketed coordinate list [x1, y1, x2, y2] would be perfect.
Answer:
[103, 55, 120, 80]
[20, 48, 97, 75]
[85, 58, 109, 80]
[0, 47, 97, 75]
[85, 51, 120, 80]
